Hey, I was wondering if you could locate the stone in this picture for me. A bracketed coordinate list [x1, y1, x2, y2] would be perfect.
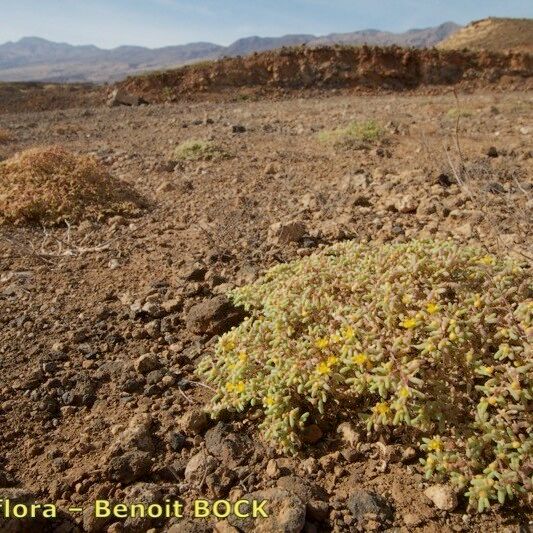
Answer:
[486, 146, 498, 158]
[179, 408, 208, 435]
[106, 451, 152, 483]
[424, 484, 458, 511]
[168, 519, 207, 533]
[318, 452, 340, 472]
[169, 431, 187, 451]
[184, 451, 218, 484]
[146, 369, 166, 385]
[110, 413, 154, 454]
[403, 512, 424, 527]
[205, 465, 237, 498]
[204, 423, 252, 467]
[107, 88, 147, 107]
[214, 521, 240, 533]
[395, 195, 419, 214]
[144, 320, 160, 338]
[141, 301, 163, 318]
[61, 377, 97, 407]
[83, 505, 113, 533]
[266, 459, 280, 479]
[186, 295, 245, 336]
[276, 476, 325, 504]
[134, 353, 161, 374]
[341, 173, 371, 191]
[416, 197, 438, 216]
[346, 489, 392, 527]
[228, 488, 306, 533]
[123, 483, 164, 531]
[268, 220, 307, 245]
[264, 162, 279, 175]
[300, 457, 318, 475]
[181, 263, 207, 281]
[162, 298, 182, 313]
[437, 173, 453, 187]
[301, 424, 323, 444]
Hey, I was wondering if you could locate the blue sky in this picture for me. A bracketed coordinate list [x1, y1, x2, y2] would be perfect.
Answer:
[2, 0, 532, 48]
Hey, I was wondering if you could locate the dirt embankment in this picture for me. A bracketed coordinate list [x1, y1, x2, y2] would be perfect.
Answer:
[119, 45, 533, 102]
[0, 82, 100, 115]
[438, 17, 533, 54]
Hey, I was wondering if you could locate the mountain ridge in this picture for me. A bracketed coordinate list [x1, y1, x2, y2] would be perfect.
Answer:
[0, 22, 461, 83]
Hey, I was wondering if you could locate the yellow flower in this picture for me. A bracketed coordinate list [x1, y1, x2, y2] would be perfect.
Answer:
[352, 353, 368, 365]
[221, 338, 236, 351]
[326, 355, 339, 366]
[316, 361, 331, 375]
[399, 386, 410, 399]
[480, 366, 494, 375]
[426, 302, 439, 314]
[374, 402, 390, 415]
[343, 326, 355, 340]
[401, 317, 418, 329]
[226, 381, 245, 393]
[315, 337, 329, 350]
[478, 255, 495, 265]
[487, 396, 498, 405]
[474, 295, 482, 308]
[426, 438, 443, 451]
[510, 381, 521, 391]
[264, 396, 275, 407]
[330, 333, 341, 343]
[238, 351, 248, 363]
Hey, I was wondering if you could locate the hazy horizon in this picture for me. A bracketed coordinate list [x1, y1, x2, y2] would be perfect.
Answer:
[1, 0, 532, 49]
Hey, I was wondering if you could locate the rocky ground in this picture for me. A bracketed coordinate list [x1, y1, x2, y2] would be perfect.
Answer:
[0, 88, 531, 532]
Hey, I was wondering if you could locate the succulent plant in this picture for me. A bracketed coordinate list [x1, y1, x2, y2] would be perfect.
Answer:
[198, 239, 532, 512]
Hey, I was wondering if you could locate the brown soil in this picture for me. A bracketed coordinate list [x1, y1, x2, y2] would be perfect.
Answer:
[0, 82, 100, 115]
[0, 78, 531, 533]
[438, 17, 533, 54]
[119, 45, 533, 103]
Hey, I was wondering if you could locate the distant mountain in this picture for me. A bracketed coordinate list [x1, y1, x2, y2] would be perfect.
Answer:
[224, 35, 315, 56]
[0, 37, 224, 82]
[438, 17, 533, 53]
[310, 22, 461, 48]
[0, 22, 461, 83]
